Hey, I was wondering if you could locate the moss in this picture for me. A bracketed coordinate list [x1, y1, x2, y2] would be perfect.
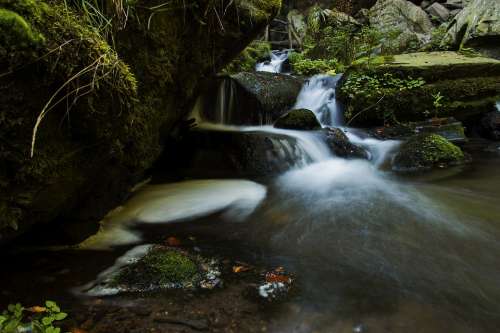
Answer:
[115, 248, 199, 287]
[0, 8, 44, 47]
[393, 133, 465, 171]
[223, 40, 271, 74]
[338, 52, 500, 126]
[274, 108, 321, 130]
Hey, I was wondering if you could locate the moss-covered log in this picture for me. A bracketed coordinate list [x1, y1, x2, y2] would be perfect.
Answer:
[0, 0, 281, 242]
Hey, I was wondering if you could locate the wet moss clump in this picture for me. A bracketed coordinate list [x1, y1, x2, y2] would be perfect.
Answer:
[393, 133, 465, 171]
[0, 7, 44, 47]
[115, 248, 199, 288]
[274, 108, 321, 130]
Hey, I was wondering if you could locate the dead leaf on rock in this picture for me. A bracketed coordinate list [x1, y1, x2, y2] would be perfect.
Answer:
[233, 265, 251, 273]
[27, 306, 47, 313]
[165, 236, 181, 247]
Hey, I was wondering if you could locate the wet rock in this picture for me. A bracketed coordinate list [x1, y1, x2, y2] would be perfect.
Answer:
[372, 118, 467, 143]
[369, 0, 433, 51]
[478, 111, 500, 140]
[444, 0, 500, 59]
[323, 128, 369, 159]
[83, 245, 222, 295]
[258, 267, 293, 301]
[274, 109, 322, 130]
[412, 117, 467, 143]
[393, 133, 466, 171]
[0, 0, 281, 243]
[162, 127, 311, 179]
[198, 72, 303, 125]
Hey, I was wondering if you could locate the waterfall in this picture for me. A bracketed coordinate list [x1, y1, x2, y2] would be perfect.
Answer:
[294, 74, 344, 126]
[293, 74, 399, 164]
[256, 50, 290, 73]
[214, 78, 236, 124]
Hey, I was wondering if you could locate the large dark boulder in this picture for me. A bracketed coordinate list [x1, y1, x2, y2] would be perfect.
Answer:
[0, 0, 281, 242]
[158, 127, 313, 179]
[198, 72, 303, 125]
[478, 110, 500, 140]
[393, 133, 466, 171]
[275, 109, 322, 130]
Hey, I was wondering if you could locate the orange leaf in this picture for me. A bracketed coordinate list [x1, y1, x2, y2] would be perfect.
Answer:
[233, 265, 251, 273]
[265, 272, 291, 284]
[165, 236, 181, 247]
[27, 306, 47, 313]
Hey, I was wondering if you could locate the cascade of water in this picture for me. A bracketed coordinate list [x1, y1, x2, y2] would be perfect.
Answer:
[294, 74, 343, 127]
[214, 78, 236, 124]
[256, 50, 290, 73]
[496, 101, 500, 112]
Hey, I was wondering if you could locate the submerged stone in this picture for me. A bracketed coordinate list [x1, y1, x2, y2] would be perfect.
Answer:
[393, 133, 466, 171]
[274, 109, 322, 130]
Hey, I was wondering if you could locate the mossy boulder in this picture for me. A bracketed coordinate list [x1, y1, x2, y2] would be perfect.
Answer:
[393, 133, 465, 171]
[115, 247, 199, 288]
[338, 52, 500, 127]
[0, 0, 281, 242]
[275, 109, 322, 130]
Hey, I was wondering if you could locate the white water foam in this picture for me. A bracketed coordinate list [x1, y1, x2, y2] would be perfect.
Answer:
[294, 74, 344, 126]
[80, 180, 267, 249]
[256, 50, 290, 73]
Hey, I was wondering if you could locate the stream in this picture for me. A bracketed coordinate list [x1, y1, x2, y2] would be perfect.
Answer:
[2, 72, 500, 332]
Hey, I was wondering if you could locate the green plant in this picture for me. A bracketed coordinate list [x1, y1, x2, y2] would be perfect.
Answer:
[223, 40, 271, 74]
[341, 72, 425, 124]
[0, 301, 68, 333]
[431, 91, 444, 118]
[288, 51, 339, 75]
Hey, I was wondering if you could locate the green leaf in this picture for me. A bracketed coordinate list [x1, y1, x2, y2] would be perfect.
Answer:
[54, 312, 67, 321]
[45, 301, 60, 313]
[42, 316, 54, 326]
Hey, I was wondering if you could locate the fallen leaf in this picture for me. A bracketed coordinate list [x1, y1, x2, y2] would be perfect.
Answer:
[233, 265, 251, 273]
[165, 236, 181, 247]
[27, 306, 47, 313]
[265, 272, 291, 284]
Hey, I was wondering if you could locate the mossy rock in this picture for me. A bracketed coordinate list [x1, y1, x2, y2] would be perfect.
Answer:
[274, 109, 321, 130]
[115, 247, 199, 288]
[393, 133, 465, 172]
[338, 52, 500, 127]
[0, 0, 281, 242]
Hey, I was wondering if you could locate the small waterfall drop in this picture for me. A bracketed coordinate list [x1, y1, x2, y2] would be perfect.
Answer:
[294, 74, 343, 126]
[496, 101, 500, 112]
[256, 50, 290, 73]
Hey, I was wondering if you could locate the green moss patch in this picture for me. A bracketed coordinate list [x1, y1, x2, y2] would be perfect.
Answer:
[115, 247, 199, 288]
[0, 8, 44, 47]
[393, 133, 465, 171]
